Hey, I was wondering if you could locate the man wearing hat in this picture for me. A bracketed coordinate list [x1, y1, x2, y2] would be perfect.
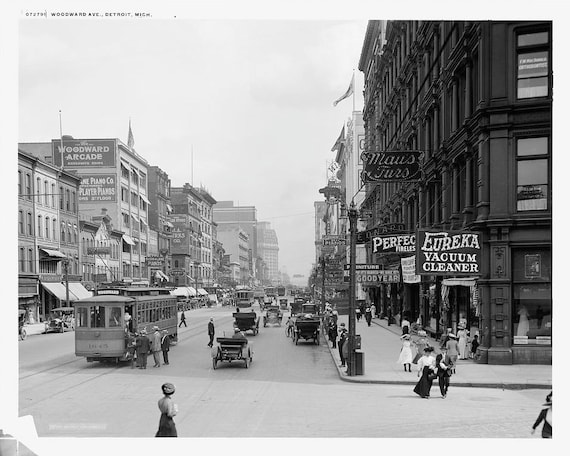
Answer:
[207, 318, 215, 348]
[338, 323, 348, 367]
[161, 330, 171, 365]
[151, 326, 162, 368]
[435, 346, 453, 398]
[136, 329, 150, 369]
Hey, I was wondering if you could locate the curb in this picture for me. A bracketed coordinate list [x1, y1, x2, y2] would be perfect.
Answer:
[324, 320, 552, 390]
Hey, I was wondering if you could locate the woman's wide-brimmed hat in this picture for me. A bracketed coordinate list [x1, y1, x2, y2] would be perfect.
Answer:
[424, 346, 434, 352]
[543, 392, 552, 406]
[161, 383, 175, 395]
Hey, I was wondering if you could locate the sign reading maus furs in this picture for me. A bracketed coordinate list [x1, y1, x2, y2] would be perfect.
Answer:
[416, 230, 481, 276]
[52, 139, 116, 168]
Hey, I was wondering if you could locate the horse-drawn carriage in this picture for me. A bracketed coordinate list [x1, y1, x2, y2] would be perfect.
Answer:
[293, 315, 321, 345]
[211, 337, 253, 369]
[263, 305, 283, 327]
[233, 311, 260, 335]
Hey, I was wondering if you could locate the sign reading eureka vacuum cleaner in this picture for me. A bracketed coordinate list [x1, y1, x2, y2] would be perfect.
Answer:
[416, 230, 481, 276]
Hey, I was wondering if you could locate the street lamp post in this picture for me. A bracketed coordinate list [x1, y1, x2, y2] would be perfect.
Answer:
[347, 201, 358, 376]
[321, 256, 326, 311]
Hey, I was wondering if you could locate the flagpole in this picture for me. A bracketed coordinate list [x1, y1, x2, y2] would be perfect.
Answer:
[59, 110, 64, 169]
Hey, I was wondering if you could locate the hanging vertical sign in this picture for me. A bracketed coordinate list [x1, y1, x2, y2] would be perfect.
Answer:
[416, 230, 481, 276]
[401, 256, 421, 283]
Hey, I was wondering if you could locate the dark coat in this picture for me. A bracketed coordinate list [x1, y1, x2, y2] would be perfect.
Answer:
[208, 321, 215, 335]
[435, 353, 453, 377]
[136, 334, 151, 354]
[161, 334, 171, 352]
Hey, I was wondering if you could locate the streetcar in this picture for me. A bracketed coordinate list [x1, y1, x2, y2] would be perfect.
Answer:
[235, 288, 255, 310]
[73, 286, 178, 363]
[276, 286, 287, 297]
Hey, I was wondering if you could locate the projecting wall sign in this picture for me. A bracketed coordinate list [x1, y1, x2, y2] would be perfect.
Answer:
[361, 151, 422, 182]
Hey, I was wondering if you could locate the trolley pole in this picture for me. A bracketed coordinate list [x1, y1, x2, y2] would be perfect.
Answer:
[347, 201, 358, 376]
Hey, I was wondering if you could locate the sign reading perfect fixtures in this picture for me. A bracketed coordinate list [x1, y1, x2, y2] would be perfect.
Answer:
[52, 139, 116, 168]
[371, 233, 415, 253]
[361, 151, 422, 183]
[416, 230, 481, 276]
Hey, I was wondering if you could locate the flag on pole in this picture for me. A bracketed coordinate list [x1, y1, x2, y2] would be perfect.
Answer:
[331, 125, 345, 152]
[127, 119, 135, 148]
[333, 74, 354, 107]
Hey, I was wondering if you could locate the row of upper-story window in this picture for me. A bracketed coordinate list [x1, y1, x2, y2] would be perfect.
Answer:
[120, 186, 149, 211]
[80, 236, 121, 259]
[18, 171, 77, 213]
[121, 212, 148, 233]
[367, 135, 551, 226]
[18, 211, 79, 243]
[368, 23, 551, 148]
[120, 163, 147, 189]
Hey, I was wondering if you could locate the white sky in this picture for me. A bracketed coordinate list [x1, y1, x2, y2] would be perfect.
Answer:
[17, 15, 367, 280]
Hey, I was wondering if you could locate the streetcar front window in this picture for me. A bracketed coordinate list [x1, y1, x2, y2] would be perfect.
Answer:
[76, 307, 88, 327]
[90, 306, 106, 328]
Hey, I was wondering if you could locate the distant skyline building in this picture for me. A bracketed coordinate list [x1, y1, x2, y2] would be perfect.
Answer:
[257, 221, 279, 285]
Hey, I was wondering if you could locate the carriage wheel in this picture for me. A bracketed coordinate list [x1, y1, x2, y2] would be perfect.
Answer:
[212, 357, 217, 369]
[20, 328, 27, 341]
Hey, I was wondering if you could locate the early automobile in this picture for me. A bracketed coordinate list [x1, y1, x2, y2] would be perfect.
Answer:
[290, 298, 305, 316]
[278, 298, 289, 311]
[212, 336, 253, 369]
[233, 311, 260, 335]
[293, 314, 321, 345]
[44, 307, 75, 333]
[263, 305, 283, 327]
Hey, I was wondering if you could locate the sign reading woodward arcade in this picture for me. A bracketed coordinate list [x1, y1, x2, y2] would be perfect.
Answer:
[416, 230, 481, 276]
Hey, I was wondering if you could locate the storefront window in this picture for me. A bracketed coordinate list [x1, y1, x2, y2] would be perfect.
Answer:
[512, 248, 551, 345]
[76, 307, 88, 328]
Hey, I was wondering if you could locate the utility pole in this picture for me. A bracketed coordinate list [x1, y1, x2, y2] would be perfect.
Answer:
[63, 259, 70, 308]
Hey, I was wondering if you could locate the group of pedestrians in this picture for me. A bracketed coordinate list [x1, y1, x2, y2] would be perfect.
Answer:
[126, 326, 171, 369]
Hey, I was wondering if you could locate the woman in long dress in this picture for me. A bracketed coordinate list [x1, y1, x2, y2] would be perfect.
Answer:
[413, 347, 436, 398]
[397, 334, 413, 372]
[457, 327, 469, 360]
[155, 383, 178, 437]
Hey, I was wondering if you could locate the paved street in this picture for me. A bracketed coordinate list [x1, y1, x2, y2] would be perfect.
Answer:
[18, 305, 549, 442]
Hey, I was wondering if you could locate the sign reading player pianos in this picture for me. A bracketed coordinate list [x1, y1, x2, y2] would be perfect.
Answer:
[52, 138, 116, 168]
[416, 230, 481, 276]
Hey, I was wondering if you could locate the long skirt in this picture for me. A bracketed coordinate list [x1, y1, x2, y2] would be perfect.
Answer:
[155, 413, 177, 437]
[413, 366, 434, 398]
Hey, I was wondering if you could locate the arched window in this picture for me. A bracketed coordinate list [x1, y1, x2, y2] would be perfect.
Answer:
[45, 216, 50, 238]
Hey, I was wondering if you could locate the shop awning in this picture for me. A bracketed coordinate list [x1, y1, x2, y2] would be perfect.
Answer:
[140, 194, 151, 205]
[171, 286, 196, 297]
[41, 282, 79, 301]
[40, 248, 67, 259]
[165, 221, 174, 228]
[139, 218, 147, 226]
[154, 270, 168, 281]
[197, 288, 208, 296]
[131, 213, 140, 223]
[442, 277, 478, 287]
[166, 204, 174, 213]
[68, 282, 93, 300]
[122, 234, 136, 246]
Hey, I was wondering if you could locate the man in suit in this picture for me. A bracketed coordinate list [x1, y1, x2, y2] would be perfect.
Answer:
[161, 330, 171, 365]
[207, 318, 215, 347]
[136, 329, 151, 369]
[436, 346, 453, 398]
[338, 323, 348, 367]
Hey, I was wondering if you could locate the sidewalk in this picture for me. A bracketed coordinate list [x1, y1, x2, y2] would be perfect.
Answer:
[326, 315, 552, 390]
